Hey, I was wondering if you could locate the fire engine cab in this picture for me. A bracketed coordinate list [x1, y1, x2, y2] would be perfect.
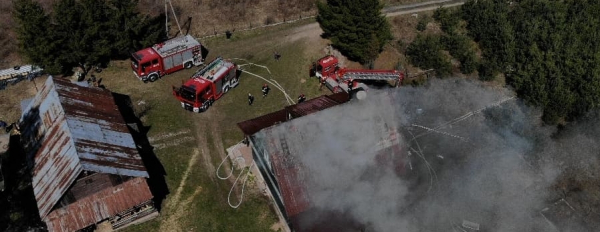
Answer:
[131, 35, 208, 82]
[310, 55, 404, 99]
[173, 57, 239, 112]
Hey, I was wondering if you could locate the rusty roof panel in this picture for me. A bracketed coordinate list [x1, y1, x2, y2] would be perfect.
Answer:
[286, 96, 340, 118]
[254, 94, 404, 221]
[20, 77, 148, 219]
[263, 126, 310, 218]
[237, 109, 288, 135]
[237, 93, 350, 135]
[44, 177, 153, 232]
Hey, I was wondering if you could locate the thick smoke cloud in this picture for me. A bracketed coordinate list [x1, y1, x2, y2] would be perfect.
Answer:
[277, 79, 598, 231]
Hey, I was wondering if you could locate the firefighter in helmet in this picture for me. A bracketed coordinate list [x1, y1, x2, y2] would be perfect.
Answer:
[297, 94, 306, 103]
[262, 84, 270, 97]
[248, 93, 255, 106]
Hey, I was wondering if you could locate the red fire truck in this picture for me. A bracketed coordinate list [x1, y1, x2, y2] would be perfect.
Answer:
[131, 35, 208, 82]
[172, 57, 239, 112]
[310, 55, 404, 99]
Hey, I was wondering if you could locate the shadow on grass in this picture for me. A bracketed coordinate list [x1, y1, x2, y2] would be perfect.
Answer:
[112, 93, 169, 212]
[0, 134, 45, 232]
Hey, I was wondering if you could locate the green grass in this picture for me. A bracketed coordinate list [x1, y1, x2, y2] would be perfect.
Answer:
[112, 19, 330, 231]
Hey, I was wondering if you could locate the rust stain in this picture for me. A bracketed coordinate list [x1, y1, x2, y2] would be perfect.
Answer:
[237, 92, 349, 135]
[20, 77, 150, 221]
[44, 177, 153, 232]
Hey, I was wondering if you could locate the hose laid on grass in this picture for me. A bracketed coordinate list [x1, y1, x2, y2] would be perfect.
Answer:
[216, 150, 246, 180]
[232, 58, 295, 105]
[227, 161, 256, 209]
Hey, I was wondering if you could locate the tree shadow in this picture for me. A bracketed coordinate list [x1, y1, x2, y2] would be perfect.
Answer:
[112, 93, 169, 212]
[0, 115, 46, 231]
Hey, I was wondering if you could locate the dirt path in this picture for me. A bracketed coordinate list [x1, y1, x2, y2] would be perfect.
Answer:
[159, 149, 202, 232]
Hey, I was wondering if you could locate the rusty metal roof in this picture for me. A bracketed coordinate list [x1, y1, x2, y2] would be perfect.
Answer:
[237, 92, 349, 135]
[44, 177, 153, 232]
[252, 94, 404, 222]
[20, 76, 148, 219]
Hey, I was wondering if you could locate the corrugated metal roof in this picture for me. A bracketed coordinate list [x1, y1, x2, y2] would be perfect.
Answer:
[263, 127, 310, 218]
[20, 76, 149, 219]
[252, 94, 404, 222]
[44, 177, 153, 232]
[237, 92, 349, 135]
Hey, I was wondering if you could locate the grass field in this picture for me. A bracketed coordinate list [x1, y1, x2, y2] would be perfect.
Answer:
[0, 7, 443, 231]
[107, 19, 329, 232]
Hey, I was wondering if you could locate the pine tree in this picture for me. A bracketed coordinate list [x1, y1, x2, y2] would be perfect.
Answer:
[13, 0, 61, 73]
[14, 0, 165, 75]
[317, 0, 392, 65]
[107, 0, 166, 58]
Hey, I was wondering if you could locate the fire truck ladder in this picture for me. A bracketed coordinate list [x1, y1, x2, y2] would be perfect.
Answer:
[341, 71, 400, 81]
[159, 44, 189, 56]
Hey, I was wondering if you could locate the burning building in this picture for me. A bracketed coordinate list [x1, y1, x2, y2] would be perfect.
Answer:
[238, 92, 406, 231]
[19, 77, 157, 232]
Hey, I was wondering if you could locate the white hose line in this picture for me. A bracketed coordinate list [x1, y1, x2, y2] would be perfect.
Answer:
[270, 79, 295, 104]
[233, 58, 296, 105]
[411, 124, 468, 142]
[227, 161, 256, 209]
[240, 70, 295, 105]
[412, 97, 515, 141]
[216, 151, 245, 180]
[407, 130, 437, 193]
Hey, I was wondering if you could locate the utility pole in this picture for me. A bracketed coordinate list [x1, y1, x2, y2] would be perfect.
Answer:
[165, 0, 183, 37]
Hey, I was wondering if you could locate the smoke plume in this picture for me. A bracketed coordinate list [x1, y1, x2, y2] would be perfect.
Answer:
[268, 78, 599, 231]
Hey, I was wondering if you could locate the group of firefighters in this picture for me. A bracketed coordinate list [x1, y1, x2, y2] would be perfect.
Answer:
[247, 84, 306, 106]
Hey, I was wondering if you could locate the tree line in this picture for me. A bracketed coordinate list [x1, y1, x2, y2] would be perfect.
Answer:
[408, 0, 600, 124]
[13, 0, 165, 74]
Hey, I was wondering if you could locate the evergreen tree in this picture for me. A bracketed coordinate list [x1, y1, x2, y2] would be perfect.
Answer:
[460, 0, 600, 123]
[12, 0, 61, 73]
[14, 0, 165, 75]
[406, 34, 452, 77]
[317, 0, 392, 64]
[107, 0, 166, 58]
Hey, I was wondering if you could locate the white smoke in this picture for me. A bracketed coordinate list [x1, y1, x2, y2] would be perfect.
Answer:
[264, 78, 597, 231]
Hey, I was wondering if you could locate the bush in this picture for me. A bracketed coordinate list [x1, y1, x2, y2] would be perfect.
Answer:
[406, 34, 452, 77]
[442, 34, 478, 74]
[433, 6, 461, 34]
[416, 15, 429, 32]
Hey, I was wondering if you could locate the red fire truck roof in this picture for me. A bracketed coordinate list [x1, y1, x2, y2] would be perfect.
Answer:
[318, 55, 338, 67]
[153, 35, 200, 58]
[132, 47, 157, 63]
[182, 77, 212, 94]
[181, 58, 235, 93]
[132, 35, 201, 63]
[192, 57, 234, 83]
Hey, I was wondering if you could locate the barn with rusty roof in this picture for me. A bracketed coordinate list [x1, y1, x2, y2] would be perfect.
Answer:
[19, 76, 157, 232]
[238, 92, 405, 232]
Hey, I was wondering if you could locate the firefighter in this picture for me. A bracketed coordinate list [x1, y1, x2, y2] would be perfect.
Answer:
[297, 94, 306, 103]
[347, 80, 353, 93]
[274, 51, 281, 61]
[262, 84, 270, 97]
[248, 93, 255, 106]
[0, 120, 6, 129]
[319, 77, 326, 90]
[242, 136, 249, 146]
